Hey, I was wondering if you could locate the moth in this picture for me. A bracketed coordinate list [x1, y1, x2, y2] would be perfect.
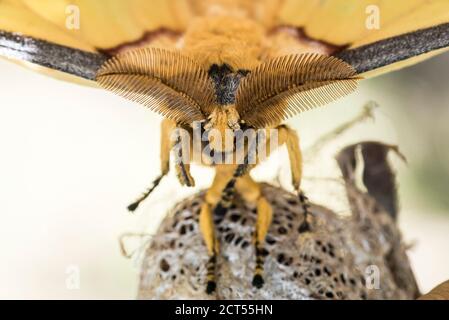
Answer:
[1, 0, 448, 294]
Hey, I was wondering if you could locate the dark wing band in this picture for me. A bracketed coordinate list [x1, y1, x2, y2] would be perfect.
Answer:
[0, 30, 107, 80]
[335, 23, 449, 75]
[2, 22, 448, 80]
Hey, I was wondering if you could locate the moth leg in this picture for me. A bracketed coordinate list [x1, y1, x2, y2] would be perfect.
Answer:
[200, 165, 236, 294]
[128, 119, 175, 212]
[278, 125, 311, 232]
[201, 157, 255, 293]
[208, 164, 243, 216]
[254, 196, 273, 288]
[199, 202, 219, 294]
[172, 124, 195, 187]
[175, 161, 195, 187]
[236, 175, 273, 289]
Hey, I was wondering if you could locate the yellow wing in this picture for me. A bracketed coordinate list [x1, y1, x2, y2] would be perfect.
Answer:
[1, 0, 449, 81]
[277, 0, 449, 77]
[0, 0, 194, 84]
[0, 0, 193, 52]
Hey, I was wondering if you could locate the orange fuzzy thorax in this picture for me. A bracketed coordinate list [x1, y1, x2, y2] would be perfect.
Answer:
[182, 16, 264, 71]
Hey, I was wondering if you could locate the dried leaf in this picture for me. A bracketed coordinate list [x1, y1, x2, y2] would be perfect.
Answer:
[336, 142, 404, 220]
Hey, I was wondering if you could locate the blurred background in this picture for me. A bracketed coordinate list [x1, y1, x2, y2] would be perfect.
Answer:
[0, 51, 448, 299]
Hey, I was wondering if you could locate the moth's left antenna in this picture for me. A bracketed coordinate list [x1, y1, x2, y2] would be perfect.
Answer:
[0, 31, 108, 80]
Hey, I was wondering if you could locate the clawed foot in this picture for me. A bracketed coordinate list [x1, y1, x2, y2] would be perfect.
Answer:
[205, 255, 217, 295]
[127, 175, 164, 212]
[298, 191, 313, 233]
[298, 220, 311, 233]
[252, 274, 265, 289]
[252, 242, 268, 290]
[180, 171, 195, 187]
[127, 201, 140, 212]
[206, 280, 217, 295]
[176, 163, 195, 187]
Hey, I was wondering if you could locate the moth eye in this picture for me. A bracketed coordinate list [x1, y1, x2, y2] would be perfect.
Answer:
[96, 47, 216, 125]
[235, 53, 360, 128]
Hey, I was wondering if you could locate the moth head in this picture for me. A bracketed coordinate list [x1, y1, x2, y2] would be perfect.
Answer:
[235, 53, 361, 128]
[204, 106, 240, 153]
[96, 47, 217, 126]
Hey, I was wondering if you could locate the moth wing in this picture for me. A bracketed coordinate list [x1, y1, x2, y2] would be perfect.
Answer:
[278, 0, 448, 46]
[0, 0, 192, 51]
[0, 0, 193, 84]
[277, 0, 449, 77]
[0, 0, 92, 51]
